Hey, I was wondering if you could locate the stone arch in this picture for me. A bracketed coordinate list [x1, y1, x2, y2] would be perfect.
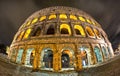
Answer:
[60, 24, 71, 35]
[70, 14, 78, 20]
[40, 48, 53, 70]
[31, 26, 42, 36]
[59, 13, 67, 19]
[78, 45, 94, 67]
[16, 48, 24, 64]
[24, 48, 35, 67]
[39, 16, 46, 21]
[74, 25, 86, 36]
[94, 46, 103, 63]
[47, 25, 55, 35]
[48, 14, 57, 20]
[93, 28, 101, 38]
[45, 23, 56, 35]
[17, 31, 25, 41]
[85, 26, 95, 37]
[23, 28, 32, 39]
[61, 47, 75, 69]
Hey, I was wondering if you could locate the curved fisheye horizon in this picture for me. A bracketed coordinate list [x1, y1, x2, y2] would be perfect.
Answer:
[0, 1, 120, 76]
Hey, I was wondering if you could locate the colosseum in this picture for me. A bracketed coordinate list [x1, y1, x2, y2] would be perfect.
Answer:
[9, 6, 114, 72]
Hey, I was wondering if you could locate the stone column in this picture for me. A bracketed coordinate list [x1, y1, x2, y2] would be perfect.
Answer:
[53, 44, 60, 72]
[75, 44, 82, 71]
[76, 54, 82, 71]
[33, 46, 39, 71]
[21, 45, 27, 65]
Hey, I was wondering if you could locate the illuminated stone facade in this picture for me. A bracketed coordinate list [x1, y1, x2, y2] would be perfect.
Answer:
[9, 6, 114, 72]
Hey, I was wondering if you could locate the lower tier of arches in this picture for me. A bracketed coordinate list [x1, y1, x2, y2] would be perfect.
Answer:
[9, 43, 114, 72]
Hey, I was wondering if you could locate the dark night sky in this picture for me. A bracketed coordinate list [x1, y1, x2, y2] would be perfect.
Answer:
[0, 0, 119, 49]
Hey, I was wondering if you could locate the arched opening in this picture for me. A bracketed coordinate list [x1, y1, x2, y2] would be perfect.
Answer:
[79, 46, 93, 67]
[23, 28, 32, 39]
[94, 29, 101, 38]
[16, 48, 24, 64]
[79, 16, 86, 22]
[61, 53, 70, 68]
[86, 19, 92, 24]
[31, 18, 38, 24]
[86, 26, 95, 37]
[17, 31, 25, 41]
[46, 25, 55, 35]
[40, 16, 46, 21]
[94, 46, 103, 63]
[74, 25, 86, 36]
[32, 27, 41, 36]
[26, 21, 31, 26]
[79, 46, 88, 66]
[41, 48, 53, 70]
[60, 24, 71, 35]
[59, 14, 67, 19]
[61, 28, 69, 34]
[70, 15, 77, 20]
[48, 14, 56, 19]
[61, 49, 75, 70]
[101, 46, 109, 59]
[25, 48, 35, 67]
[75, 29, 80, 35]
[101, 33, 106, 42]
[107, 47, 112, 57]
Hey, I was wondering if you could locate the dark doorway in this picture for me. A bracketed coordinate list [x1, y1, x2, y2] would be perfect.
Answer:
[61, 53, 70, 68]
[61, 28, 69, 34]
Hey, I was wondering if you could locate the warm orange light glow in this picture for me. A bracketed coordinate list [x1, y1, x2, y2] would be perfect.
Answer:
[94, 29, 101, 38]
[60, 24, 71, 35]
[40, 16, 46, 21]
[23, 29, 32, 39]
[31, 49, 35, 57]
[31, 18, 38, 24]
[49, 14, 56, 19]
[79, 16, 86, 22]
[17, 31, 25, 41]
[86, 26, 95, 37]
[63, 50, 73, 57]
[59, 14, 67, 19]
[26, 21, 31, 26]
[86, 19, 92, 24]
[70, 15, 77, 20]
[74, 25, 86, 36]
